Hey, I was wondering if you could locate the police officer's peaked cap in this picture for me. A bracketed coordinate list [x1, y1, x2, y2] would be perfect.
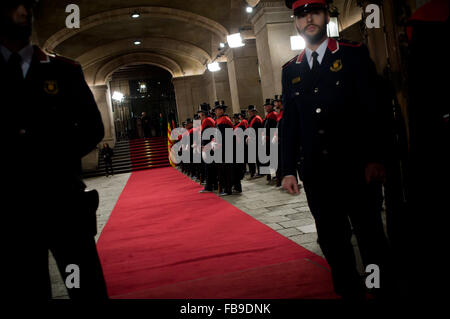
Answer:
[233, 113, 241, 119]
[274, 95, 282, 102]
[247, 105, 258, 112]
[264, 98, 274, 106]
[240, 110, 247, 116]
[186, 118, 193, 124]
[285, 0, 328, 15]
[1, 0, 38, 8]
[194, 114, 200, 120]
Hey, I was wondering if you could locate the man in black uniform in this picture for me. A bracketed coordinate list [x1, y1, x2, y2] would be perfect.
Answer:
[213, 101, 234, 196]
[273, 95, 284, 187]
[281, 0, 391, 299]
[262, 98, 278, 184]
[0, 0, 107, 299]
[247, 105, 263, 178]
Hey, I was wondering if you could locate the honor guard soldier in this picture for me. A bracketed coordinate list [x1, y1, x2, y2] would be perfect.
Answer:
[262, 98, 278, 184]
[274, 95, 284, 186]
[1, 0, 107, 299]
[198, 103, 217, 193]
[232, 114, 247, 192]
[239, 110, 249, 128]
[185, 118, 194, 176]
[213, 101, 234, 196]
[247, 105, 263, 178]
[281, 0, 392, 299]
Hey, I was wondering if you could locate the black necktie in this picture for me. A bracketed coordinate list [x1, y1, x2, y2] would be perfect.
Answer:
[7, 52, 24, 83]
[311, 51, 320, 75]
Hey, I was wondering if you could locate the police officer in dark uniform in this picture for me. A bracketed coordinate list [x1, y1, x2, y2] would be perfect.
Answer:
[281, 0, 392, 299]
[213, 101, 234, 196]
[0, 0, 107, 299]
[247, 105, 263, 178]
[262, 98, 278, 184]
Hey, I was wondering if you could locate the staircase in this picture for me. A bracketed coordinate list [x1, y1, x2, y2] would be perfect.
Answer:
[83, 137, 170, 178]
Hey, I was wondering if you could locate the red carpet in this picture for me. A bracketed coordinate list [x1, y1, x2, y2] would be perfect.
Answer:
[97, 167, 338, 299]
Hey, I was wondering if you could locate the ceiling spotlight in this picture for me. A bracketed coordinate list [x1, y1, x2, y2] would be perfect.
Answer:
[227, 33, 245, 48]
[219, 42, 225, 48]
[134, 40, 141, 45]
[131, 12, 140, 18]
[246, 6, 253, 13]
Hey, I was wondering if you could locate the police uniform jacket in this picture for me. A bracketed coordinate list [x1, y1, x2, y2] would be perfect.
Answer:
[281, 38, 385, 181]
[1, 46, 104, 196]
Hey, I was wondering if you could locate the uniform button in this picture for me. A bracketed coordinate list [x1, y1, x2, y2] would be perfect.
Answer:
[19, 129, 26, 135]
[295, 92, 300, 96]
[322, 150, 328, 155]
[316, 108, 322, 114]
[336, 81, 340, 86]
[318, 129, 325, 134]
[314, 88, 319, 93]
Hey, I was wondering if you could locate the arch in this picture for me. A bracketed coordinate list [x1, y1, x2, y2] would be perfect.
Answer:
[94, 52, 184, 85]
[43, 6, 229, 52]
[77, 37, 209, 79]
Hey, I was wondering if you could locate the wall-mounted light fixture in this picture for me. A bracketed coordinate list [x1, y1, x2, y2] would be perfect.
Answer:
[290, 35, 306, 51]
[207, 62, 221, 72]
[112, 91, 124, 102]
[134, 40, 142, 45]
[131, 12, 140, 19]
[246, 6, 253, 13]
[227, 33, 245, 48]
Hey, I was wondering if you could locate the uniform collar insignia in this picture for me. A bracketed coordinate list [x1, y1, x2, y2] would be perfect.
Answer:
[296, 50, 306, 64]
[33, 46, 51, 63]
[327, 38, 339, 54]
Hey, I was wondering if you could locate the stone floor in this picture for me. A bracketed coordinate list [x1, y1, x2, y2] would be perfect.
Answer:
[49, 168, 373, 299]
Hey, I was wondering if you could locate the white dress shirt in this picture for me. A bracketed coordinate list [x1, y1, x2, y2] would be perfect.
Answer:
[305, 38, 329, 69]
[0, 43, 34, 78]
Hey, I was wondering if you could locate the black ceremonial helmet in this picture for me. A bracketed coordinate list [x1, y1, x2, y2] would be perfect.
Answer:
[212, 100, 227, 111]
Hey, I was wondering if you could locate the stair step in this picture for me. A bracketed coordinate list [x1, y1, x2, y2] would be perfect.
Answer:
[82, 137, 171, 178]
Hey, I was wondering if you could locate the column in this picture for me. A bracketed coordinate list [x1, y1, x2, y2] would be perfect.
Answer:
[82, 85, 115, 172]
[225, 39, 264, 114]
[251, 1, 296, 101]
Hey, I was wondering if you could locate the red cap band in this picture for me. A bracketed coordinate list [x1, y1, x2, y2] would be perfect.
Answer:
[292, 0, 327, 11]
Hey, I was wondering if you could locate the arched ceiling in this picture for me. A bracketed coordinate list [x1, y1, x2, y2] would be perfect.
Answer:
[33, 1, 253, 85]
[33, 0, 361, 85]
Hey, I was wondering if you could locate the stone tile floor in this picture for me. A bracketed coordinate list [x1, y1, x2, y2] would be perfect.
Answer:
[49, 168, 377, 299]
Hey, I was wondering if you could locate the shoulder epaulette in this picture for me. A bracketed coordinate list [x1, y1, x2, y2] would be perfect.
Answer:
[282, 55, 299, 68]
[51, 54, 80, 66]
[338, 40, 363, 48]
